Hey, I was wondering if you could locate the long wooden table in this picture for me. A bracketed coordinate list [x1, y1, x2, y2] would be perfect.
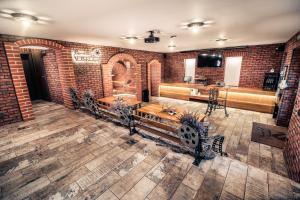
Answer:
[97, 96, 142, 109]
[137, 103, 205, 124]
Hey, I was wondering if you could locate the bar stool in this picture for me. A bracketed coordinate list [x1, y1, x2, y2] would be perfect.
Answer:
[205, 88, 229, 117]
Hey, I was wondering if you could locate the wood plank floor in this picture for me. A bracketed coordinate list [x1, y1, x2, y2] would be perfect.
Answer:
[0, 100, 299, 200]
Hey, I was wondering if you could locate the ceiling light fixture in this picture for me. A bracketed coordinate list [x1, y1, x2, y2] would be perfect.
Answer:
[11, 13, 38, 23]
[168, 35, 177, 51]
[168, 45, 176, 51]
[120, 36, 140, 44]
[188, 22, 204, 33]
[0, 9, 50, 26]
[216, 38, 228, 46]
[181, 20, 213, 33]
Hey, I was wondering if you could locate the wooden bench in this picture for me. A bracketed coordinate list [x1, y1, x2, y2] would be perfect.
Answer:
[70, 88, 227, 166]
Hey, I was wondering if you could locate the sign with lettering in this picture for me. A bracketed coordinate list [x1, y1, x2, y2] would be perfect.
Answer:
[71, 48, 101, 64]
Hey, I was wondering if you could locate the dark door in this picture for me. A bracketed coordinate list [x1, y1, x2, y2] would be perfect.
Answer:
[21, 51, 51, 101]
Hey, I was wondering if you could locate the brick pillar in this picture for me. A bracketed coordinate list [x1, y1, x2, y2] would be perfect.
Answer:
[4, 42, 34, 121]
[283, 48, 300, 182]
[102, 64, 113, 97]
[136, 64, 142, 101]
[55, 48, 77, 109]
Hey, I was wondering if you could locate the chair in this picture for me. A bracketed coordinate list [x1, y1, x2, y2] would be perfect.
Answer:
[205, 88, 228, 117]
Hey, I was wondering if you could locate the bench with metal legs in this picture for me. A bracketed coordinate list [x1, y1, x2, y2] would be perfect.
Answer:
[69, 88, 227, 166]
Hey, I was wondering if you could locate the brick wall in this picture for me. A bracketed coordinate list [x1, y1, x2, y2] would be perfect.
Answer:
[0, 42, 22, 126]
[52, 42, 164, 100]
[43, 49, 63, 103]
[149, 60, 161, 96]
[281, 31, 300, 182]
[165, 44, 284, 88]
[0, 34, 165, 125]
[277, 32, 300, 126]
[3, 42, 34, 121]
[284, 81, 300, 182]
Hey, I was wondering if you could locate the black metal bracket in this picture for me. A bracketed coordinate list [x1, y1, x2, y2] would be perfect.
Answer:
[0, 112, 4, 120]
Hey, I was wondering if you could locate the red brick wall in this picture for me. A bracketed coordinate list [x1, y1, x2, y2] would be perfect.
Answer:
[43, 49, 63, 103]
[0, 34, 165, 125]
[277, 32, 300, 127]
[281, 31, 300, 183]
[4, 42, 34, 121]
[58, 43, 164, 100]
[165, 44, 284, 88]
[284, 81, 300, 182]
[0, 42, 22, 126]
[149, 60, 161, 96]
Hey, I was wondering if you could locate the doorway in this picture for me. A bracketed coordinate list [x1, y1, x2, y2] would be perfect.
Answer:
[184, 58, 196, 83]
[21, 50, 51, 101]
[224, 56, 243, 87]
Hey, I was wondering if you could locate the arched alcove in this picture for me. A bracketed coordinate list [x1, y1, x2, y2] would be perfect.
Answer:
[102, 53, 142, 100]
[147, 59, 162, 98]
[4, 39, 76, 121]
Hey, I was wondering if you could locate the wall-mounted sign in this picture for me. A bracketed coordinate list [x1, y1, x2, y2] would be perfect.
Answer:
[71, 48, 101, 64]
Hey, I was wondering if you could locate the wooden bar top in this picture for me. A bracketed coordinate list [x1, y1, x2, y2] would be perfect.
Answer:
[160, 82, 276, 96]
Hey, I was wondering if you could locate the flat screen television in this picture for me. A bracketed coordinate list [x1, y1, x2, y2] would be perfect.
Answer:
[197, 53, 223, 67]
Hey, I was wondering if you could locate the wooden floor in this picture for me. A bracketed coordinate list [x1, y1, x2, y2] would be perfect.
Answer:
[0, 99, 299, 200]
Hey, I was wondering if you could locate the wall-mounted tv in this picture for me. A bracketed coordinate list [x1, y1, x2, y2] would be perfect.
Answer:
[197, 53, 223, 67]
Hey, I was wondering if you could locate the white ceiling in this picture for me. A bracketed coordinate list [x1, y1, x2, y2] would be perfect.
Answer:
[0, 0, 299, 52]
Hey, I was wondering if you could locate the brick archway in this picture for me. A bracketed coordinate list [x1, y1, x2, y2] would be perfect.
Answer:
[102, 53, 142, 100]
[4, 39, 76, 121]
[147, 59, 161, 98]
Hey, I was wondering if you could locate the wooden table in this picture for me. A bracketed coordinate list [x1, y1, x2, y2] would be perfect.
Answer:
[97, 96, 142, 109]
[137, 104, 205, 124]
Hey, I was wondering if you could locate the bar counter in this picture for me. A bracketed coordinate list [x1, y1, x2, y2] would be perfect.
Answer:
[159, 83, 277, 113]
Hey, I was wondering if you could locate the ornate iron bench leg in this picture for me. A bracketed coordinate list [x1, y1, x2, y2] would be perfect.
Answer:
[193, 139, 203, 166]
[205, 102, 213, 116]
[129, 116, 138, 136]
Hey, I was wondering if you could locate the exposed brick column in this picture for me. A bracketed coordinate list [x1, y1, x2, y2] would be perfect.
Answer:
[55, 48, 77, 109]
[136, 64, 142, 101]
[148, 60, 162, 97]
[4, 42, 34, 121]
[283, 48, 300, 182]
[284, 86, 300, 182]
[102, 64, 113, 97]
